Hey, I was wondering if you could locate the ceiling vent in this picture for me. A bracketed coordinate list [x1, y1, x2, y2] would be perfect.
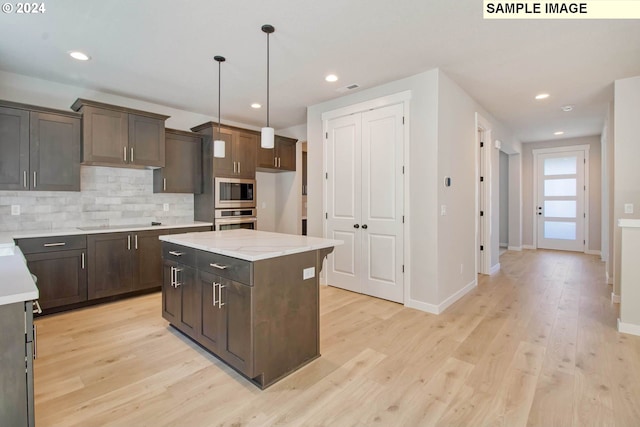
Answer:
[336, 83, 360, 93]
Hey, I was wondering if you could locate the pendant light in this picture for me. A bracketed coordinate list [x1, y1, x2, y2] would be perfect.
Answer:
[261, 24, 275, 149]
[213, 55, 226, 158]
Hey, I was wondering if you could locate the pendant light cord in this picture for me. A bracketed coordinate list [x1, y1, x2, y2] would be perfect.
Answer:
[266, 30, 270, 128]
[218, 59, 221, 135]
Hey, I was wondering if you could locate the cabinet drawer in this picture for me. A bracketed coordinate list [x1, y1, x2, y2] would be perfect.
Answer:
[162, 242, 196, 267]
[198, 251, 252, 285]
[17, 235, 87, 254]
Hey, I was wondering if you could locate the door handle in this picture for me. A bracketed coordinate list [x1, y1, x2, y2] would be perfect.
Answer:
[212, 282, 218, 306]
[353, 224, 360, 229]
[362, 224, 368, 229]
[218, 284, 225, 308]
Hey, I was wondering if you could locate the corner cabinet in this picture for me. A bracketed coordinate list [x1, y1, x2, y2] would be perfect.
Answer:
[153, 129, 203, 194]
[0, 101, 81, 191]
[191, 122, 257, 179]
[257, 135, 297, 172]
[71, 98, 168, 168]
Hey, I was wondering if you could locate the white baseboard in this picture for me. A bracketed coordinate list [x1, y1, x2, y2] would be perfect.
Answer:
[499, 242, 508, 248]
[405, 279, 477, 315]
[507, 246, 522, 251]
[585, 250, 601, 256]
[618, 319, 640, 336]
[612, 292, 621, 303]
[489, 263, 500, 275]
[523, 245, 536, 250]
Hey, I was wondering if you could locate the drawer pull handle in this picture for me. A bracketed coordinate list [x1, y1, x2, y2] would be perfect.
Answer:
[43, 242, 66, 247]
[210, 263, 227, 270]
[169, 251, 185, 256]
[32, 300, 42, 314]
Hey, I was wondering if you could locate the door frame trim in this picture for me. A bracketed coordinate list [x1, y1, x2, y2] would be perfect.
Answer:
[532, 144, 590, 251]
[476, 114, 492, 275]
[321, 90, 411, 304]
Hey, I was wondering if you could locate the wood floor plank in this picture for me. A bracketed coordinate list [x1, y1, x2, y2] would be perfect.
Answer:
[32, 250, 640, 427]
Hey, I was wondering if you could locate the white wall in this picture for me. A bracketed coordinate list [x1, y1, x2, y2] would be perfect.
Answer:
[307, 68, 520, 312]
[508, 153, 523, 249]
[613, 75, 640, 297]
[601, 102, 614, 284]
[274, 124, 306, 235]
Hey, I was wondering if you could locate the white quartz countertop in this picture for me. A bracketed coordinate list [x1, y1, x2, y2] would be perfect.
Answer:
[0, 221, 213, 253]
[159, 229, 343, 261]
[618, 219, 640, 228]
[0, 246, 39, 306]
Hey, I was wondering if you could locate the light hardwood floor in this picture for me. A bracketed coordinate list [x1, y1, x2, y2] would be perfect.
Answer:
[34, 250, 640, 426]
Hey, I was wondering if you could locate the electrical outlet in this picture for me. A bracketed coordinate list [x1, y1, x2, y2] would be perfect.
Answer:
[624, 203, 634, 214]
[11, 205, 20, 216]
[163, 203, 169, 212]
[441, 205, 447, 216]
[303, 267, 315, 280]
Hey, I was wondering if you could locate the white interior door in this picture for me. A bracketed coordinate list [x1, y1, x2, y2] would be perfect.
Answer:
[326, 114, 362, 293]
[326, 103, 404, 303]
[536, 150, 585, 251]
[361, 105, 404, 302]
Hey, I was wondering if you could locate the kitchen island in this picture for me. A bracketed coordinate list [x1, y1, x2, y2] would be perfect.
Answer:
[159, 229, 341, 389]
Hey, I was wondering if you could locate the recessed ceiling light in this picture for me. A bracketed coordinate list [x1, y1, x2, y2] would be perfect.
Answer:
[561, 105, 574, 112]
[325, 74, 338, 83]
[535, 93, 550, 100]
[69, 51, 90, 61]
[554, 131, 565, 136]
[251, 103, 261, 109]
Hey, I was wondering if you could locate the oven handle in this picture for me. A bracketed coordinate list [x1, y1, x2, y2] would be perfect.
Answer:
[215, 217, 257, 225]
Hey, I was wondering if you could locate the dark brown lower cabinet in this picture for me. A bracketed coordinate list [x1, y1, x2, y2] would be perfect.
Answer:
[199, 271, 253, 376]
[87, 232, 135, 299]
[162, 259, 199, 339]
[161, 241, 333, 389]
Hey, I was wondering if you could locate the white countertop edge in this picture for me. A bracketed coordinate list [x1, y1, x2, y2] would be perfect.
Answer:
[0, 222, 213, 248]
[0, 289, 39, 306]
[0, 247, 39, 306]
[159, 230, 342, 262]
[618, 219, 640, 228]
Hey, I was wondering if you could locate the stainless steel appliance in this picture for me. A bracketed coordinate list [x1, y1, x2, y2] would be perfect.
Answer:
[214, 208, 257, 231]
[214, 177, 256, 209]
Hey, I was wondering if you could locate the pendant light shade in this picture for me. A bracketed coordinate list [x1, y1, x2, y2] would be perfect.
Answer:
[261, 24, 275, 149]
[213, 55, 226, 158]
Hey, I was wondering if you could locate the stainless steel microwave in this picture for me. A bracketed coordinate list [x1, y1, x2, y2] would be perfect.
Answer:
[214, 177, 256, 208]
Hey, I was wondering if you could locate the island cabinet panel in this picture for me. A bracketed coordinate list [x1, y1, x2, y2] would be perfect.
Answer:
[160, 238, 331, 389]
[162, 258, 199, 339]
[198, 270, 253, 377]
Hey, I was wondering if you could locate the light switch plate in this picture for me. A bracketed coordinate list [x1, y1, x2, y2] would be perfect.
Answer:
[303, 267, 315, 280]
[163, 203, 169, 212]
[11, 205, 20, 216]
[624, 203, 634, 214]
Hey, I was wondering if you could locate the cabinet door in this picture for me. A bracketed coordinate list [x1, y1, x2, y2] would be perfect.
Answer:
[219, 277, 253, 376]
[176, 264, 199, 338]
[24, 249, 87, 310]
[155, 132, 202, 193]
[82, 106, 128, 165]
[129, 114, 165, 168]
[276, 137, 296, 171]
[29, 112, 81, 191]
[198, 270, 223, 353]
[87, 233, 134, 299]
[212, 128, 235, 177]
[257, 145, 276, 169]
[234, 130, 257, 178]
[162, 259, 180, 325]
[133, 230, 163, 291]
[0, 106, 29, 190]
[0, 303, 29, 426]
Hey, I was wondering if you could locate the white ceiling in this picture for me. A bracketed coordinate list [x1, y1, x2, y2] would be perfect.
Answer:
[1, 1, 639, 142]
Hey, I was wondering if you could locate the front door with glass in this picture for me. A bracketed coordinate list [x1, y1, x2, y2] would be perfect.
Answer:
[535, 149, 586, 252]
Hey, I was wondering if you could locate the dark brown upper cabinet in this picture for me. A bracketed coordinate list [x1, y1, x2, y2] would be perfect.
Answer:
[0, 100, 81, 191]
[71, 99, 168, 168]
[153, 129, 203, 194]
[257, 135, 297, 172]
[191, 122, 257, 179]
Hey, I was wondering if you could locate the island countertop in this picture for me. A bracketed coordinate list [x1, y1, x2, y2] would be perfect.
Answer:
[159, 229, 342, 262]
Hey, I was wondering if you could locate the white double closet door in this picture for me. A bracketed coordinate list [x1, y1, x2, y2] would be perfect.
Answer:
[325, 103, 404, 303]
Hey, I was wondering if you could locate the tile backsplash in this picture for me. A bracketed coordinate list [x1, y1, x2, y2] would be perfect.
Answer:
[0, 166, 194, 232]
